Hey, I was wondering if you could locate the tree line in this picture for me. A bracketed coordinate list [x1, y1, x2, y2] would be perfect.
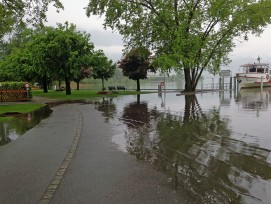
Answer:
[1, 0, 271, 93]
[0, 23, 117, 95]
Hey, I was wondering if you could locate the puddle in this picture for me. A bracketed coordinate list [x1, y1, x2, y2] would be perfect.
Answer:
[0, 105, 52, 146]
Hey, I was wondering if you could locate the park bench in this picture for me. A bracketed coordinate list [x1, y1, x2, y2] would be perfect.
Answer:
[117, 86, 126, 90]
[108, 86, 116, 91]
[55, 86, 65, 91]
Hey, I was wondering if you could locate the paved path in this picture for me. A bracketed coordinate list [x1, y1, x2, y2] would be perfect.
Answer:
[0, 102, 184, 204]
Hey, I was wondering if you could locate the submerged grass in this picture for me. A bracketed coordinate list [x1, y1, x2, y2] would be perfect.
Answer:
[0, 104, 45, 122]
[32, 89, 155, 100]
[0, 104, 45, 115]
[0, 89, 155, 122]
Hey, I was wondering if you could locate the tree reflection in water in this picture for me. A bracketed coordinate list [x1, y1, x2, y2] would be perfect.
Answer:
[119, 94, 271, 204]
[94, 97, 117, 123]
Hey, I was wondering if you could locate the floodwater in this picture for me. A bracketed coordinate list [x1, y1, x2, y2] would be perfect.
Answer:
[0, 106, 52, 146]
[1, 88, 271, 203]
[94, 88, 271, 204]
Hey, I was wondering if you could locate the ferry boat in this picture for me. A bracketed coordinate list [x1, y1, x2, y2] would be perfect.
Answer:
[236, 62, 271, 89]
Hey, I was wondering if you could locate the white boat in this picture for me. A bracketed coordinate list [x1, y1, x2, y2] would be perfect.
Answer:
[236, 62, 271, 89]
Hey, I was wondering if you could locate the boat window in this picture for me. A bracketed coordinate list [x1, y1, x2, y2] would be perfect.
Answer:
[257, 68, 264, 73]
[249, 66, 256, 72]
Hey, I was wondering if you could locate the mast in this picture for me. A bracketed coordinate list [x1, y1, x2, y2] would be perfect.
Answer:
[257, 56, 261, 63]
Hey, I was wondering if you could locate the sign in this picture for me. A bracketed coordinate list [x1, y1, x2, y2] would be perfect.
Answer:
[220, 70, 231, 77]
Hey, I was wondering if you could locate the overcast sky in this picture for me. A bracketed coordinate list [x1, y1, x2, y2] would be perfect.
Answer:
[46, 0, 271, 74]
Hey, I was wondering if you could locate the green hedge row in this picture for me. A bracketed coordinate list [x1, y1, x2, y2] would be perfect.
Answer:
[0, 82, 32, 101]
[0, 82, 30, 90]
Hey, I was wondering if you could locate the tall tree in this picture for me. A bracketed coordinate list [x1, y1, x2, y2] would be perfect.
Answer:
[118, 47, 155, 91]
[92, 50, 116, 91]
[73, 67, 92, 90]
[0, 24, 95, 95]
[27, 23, 95, 94]
[86, 0, 271, 92]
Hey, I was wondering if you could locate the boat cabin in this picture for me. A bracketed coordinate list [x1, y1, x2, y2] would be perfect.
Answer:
[241, 63, 269, 74]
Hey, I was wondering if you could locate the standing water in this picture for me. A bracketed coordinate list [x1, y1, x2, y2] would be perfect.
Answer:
[0, 106, 52, 146]
[93, 88, 271, 204]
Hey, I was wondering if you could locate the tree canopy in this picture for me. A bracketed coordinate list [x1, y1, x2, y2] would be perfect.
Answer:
[92, 50, 116, 90]
[0, 0, 63, 45]
[86, 0, 271, 91]
[0, 23, 96, 95]
[118, 47, 155, 91]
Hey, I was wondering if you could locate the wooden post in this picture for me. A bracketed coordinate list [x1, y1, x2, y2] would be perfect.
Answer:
[234, 76, 236, 91]
[212, 78, 214, 89]
[261, 76, 263, 91]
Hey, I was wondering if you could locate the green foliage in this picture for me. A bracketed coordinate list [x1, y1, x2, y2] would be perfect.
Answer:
[0, 82, 29, 90]
[0, 0, 63, 57]
[118, 47, 155, 91]
[28, 23, 95, 94]
[86, 0, 271, 91]
[0, 23, 96, 95]
[92, 50, 116, 90]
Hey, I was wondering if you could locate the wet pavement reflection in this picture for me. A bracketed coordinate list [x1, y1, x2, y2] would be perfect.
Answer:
[95, 89, 271, 204]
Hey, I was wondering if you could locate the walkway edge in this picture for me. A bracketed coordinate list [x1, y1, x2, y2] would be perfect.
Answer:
[38, 108, 83, 204]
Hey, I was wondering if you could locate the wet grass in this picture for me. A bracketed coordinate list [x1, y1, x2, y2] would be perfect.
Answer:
[0, 90, 155, 122]
[32, 89, 155, 100]
[0, 104, 45, 121]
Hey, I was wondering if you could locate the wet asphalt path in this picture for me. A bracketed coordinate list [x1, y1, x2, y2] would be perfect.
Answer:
[0, 103, 184, 204]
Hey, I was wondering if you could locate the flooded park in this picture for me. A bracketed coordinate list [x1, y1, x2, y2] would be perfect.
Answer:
[1, 88, 271, 203]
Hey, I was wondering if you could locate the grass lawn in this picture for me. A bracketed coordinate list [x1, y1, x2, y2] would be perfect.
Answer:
[32, 89, 155, 100]
[0, 104, 45, 115]
[0, 89, 155, 122]
[0, 104, 45, 121]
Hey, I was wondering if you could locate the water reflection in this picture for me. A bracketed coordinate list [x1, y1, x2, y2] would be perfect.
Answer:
[236, 89, 270, 113]
[94, 97, 117, 123]
[101, 94, 271, 204]
[0, 106, 52, 146]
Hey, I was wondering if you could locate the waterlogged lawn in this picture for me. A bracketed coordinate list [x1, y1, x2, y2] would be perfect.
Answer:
[32, 89, 154, 100]
[0, 104, 45, 121]
[0, 90, 155, 122]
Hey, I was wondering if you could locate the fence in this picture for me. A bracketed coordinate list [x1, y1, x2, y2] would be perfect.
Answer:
[0, 89, 31, 102]
[200, 77, 237, 91]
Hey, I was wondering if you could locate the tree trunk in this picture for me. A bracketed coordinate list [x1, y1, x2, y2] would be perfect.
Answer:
[183, 94, 196, 122]
[42, 76, 48, 93]
[65, 77, 71, 95]
[76, 81, 80, 90]
[137, 94, 140, 104]
[136, 79, 140, 91]
[102, 78, 105, 91]
[183, 68, 196, 92]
